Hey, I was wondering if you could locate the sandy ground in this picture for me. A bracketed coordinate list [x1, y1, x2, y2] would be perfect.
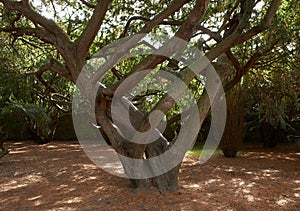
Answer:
[0, 141, 299, 211]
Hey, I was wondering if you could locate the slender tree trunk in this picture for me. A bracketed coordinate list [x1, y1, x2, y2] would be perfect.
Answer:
[0, 127, 9, 158]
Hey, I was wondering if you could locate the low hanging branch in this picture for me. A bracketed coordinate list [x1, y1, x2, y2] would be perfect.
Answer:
[34, 91, 71, 113]
[36, 58, 71, 83]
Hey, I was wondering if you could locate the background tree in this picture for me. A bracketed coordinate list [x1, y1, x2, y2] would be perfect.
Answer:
[219, 84, 246, 158]
[0, 0, 282, 193]
[242, 0, 300, 147]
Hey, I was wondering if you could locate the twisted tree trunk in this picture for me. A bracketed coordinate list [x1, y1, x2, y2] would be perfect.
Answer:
[95, 90, 187, 194]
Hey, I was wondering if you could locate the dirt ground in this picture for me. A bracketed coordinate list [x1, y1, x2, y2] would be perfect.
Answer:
[0, 141, 299, 211]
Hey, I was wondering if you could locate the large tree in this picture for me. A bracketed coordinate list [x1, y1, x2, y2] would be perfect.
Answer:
[0, 0, 282, 193]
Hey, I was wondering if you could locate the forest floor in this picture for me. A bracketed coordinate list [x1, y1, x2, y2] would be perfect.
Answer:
[0, 141, 299, 211]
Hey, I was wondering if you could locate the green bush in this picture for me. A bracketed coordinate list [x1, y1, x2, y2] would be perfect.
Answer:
[0, 103, 52, 143]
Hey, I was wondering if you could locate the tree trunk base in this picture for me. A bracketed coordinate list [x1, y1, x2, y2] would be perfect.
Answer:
[222, 149, 238, 158]
[0, 150, 9, 159]
[129, 164, 180, 194]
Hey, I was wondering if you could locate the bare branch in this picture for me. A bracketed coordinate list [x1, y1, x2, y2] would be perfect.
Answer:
[95, 90, 129, 155]
[225, 51, 243, 72]
[75, 0, 110, 60]
[261, 0, 282, 26]
[34, 91, 71, 113]
[243, 50, 264, 72]
[19, 38, 44, 49]
[36, 58, 72, 90]
[111, 67, 124, 80]
[49, 0, 57, 18]
[122, 16, 183, 37]
[138, 0, 192, 34]
[206, 0, 281, 62]
[196, 25, 221, 41]
[218, 0, 242, 33]
[79, 0, 96, 8]
[205, 0, 278, 61]
[224, 50, 263, 91]
[36, 68, 57, 94]
[224, 42, 278, 93]
[51, 93, 71, 103]
[0, 27, 57, 45]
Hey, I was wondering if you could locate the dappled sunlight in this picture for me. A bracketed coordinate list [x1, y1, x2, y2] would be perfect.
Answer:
[0, 141, 299, 210]
[54, 197, 83, 205]
[0, 141, 126, 210]
[8, 150, 28, 154]
[45, 145, 59, 149]
[71, 174, 99, 183]
[55, 167, 68, 177]
[72, 163, 98, 170]
[205, 178, 221, 185]
[179, 145, 300, 210]
[182, 183, 200, 189]
[243, 151, 300, 162]
[0, 174, 44, 193]
[56, 186, 76, 194]
[276, 197, 295, 206]
[244, 194, 255, 202]
[28, 195, 43, 207]
[47, 207, 75, 211]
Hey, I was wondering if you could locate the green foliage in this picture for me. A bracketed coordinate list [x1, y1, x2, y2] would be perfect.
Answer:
[245, 66, 299, 131]
[0, 23, 73, 141]
[237, 0, 300, 132]
[0, 103, 51, 140]
[187, 144, 222, 158]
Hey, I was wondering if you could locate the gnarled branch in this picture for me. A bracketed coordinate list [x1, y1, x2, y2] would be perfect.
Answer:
[36, 58, 72, 94]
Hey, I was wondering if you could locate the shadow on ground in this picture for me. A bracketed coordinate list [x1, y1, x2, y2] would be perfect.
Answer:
[0, 141, 299, 210]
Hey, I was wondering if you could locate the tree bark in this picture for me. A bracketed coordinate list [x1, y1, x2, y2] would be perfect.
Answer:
[219, 85, 246, 157]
